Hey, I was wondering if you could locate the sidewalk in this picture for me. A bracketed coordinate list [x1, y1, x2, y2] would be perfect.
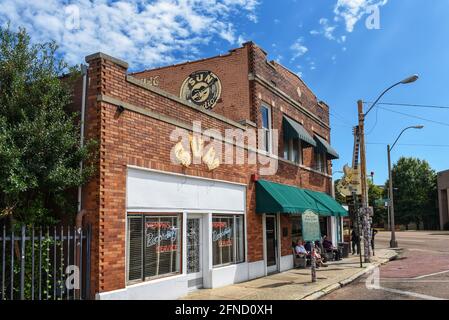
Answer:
[180, 249, 398, 300]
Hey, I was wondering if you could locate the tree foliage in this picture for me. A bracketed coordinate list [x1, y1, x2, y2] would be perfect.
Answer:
[388, 157, 438, 229]
[0, 26, 96, 225]
[368, 179, 387, 226]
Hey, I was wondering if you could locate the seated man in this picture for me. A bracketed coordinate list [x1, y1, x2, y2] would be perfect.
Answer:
[294, 240, 308, 257]
[322, 235, 341, 260]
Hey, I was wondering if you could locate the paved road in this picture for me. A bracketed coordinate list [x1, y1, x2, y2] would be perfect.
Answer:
[321, 231, 449, 300]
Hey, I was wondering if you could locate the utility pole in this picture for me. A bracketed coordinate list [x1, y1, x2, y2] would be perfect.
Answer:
[387, 144, 398, 248]
[356, 75, 418, 255]
[357, 100, 372, 263]
[387, 125, 423, 248]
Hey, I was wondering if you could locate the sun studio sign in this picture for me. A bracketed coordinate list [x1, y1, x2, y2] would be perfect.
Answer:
[180, 70, 222, 110]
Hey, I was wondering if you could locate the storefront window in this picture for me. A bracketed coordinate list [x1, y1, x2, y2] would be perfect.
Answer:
[291, 216, 302, 242]
[127, 214, 181, 283]
[212, 215, 244, 266]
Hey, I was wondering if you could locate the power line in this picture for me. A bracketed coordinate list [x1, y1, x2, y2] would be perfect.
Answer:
[363, 101, 449, 109]
[367, 142, 449, 148]
[329, 111, 353, 127]
[377, 106, 449, 127]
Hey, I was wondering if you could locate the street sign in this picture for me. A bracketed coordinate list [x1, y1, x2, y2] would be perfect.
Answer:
[302, 210, 321, 242]
[374, 198, 389, 207]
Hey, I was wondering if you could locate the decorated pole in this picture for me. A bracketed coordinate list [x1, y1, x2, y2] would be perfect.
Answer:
[311, 246, 317, 283]
[302, 210, 321, 283]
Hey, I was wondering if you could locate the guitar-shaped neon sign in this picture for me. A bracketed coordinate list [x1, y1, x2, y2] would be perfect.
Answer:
[336, 126, 362, 197]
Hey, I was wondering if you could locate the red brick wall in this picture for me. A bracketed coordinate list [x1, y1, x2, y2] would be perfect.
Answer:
[131, 46, 252, 125]
[83, 54, 261, 296]
[81, 43, 335, 296]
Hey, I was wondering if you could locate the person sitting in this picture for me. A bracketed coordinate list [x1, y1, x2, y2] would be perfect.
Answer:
[294, 240, 308, 257]
[322, 235, 342, 261]
[312, 242, 328, 268]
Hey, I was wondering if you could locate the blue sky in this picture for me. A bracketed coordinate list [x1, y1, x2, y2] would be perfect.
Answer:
[1, 0, 448, 184]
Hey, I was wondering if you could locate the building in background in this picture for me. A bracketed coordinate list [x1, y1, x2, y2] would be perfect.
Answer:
[75, 42, 346, 300]
[438, 170, 449, 230]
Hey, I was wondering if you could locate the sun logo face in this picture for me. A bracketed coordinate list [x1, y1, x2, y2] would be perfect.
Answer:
[180, 70, 222, 110]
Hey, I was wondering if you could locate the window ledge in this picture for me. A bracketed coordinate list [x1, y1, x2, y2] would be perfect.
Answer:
[278, 157, 331, 178]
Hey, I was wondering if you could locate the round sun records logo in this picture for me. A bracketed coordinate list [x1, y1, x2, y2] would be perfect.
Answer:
[180, 70, 222, 110]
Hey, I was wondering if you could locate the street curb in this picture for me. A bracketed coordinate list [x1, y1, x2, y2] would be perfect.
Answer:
[302, 251, 399, 300]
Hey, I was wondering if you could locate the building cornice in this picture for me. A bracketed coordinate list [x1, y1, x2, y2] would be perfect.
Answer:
[249, 73, 331, 130]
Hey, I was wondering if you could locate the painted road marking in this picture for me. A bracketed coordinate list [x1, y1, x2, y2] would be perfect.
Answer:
[374, 286, 446, 300]
[413, 269, 449, 279]
[365, 267, 447, 300]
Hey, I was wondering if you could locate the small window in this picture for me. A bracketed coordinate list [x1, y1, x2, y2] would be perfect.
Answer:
[212, 215, 245, 266]
[314, 148, 327, 173]
[127, 214, 182, 283]
[283, 136, 303, 165]
[260, 105, 272, 153]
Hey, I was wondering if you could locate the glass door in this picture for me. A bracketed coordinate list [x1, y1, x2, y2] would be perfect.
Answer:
[186, 216, 203, 289]
[266, 215, 278, 273]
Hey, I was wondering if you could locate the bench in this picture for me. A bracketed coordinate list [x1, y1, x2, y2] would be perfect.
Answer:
[292, 248, 308, 269]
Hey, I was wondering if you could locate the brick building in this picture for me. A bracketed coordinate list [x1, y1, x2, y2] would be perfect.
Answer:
[438, 170, 449, 230]
[77, 42, 346, 299]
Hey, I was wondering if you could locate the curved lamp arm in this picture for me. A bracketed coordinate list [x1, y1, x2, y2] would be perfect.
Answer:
[390, 125, 424, 152]
[364, 75, 419, 117]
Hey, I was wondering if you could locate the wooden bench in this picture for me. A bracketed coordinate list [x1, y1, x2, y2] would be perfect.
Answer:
[292, 248, 308, 268]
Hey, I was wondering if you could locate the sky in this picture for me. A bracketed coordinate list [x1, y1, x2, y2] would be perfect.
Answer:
[1, 0, 448, 184]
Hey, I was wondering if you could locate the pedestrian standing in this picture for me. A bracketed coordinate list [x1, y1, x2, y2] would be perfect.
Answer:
[371, 228, 378, 256]
[351, 226, 360, 255]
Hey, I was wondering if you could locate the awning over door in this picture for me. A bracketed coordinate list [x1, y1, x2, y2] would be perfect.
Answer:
[256, 180, 348, 217]
[283, 116, 316, 147]
[314, 135, 339, 160]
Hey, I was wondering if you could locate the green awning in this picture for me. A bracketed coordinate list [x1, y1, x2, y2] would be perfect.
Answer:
[314, 135, 339, 160]
[304, 189, 348, 217]
[256, 180, 348, 217]
[256, 180, 313, 214]
[283, 116, 316, 147]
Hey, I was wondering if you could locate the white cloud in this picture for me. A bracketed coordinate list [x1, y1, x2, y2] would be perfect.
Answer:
[334, 0, 387, 32]
[0, 0, 260, 69]
[290, 38, 308, 62]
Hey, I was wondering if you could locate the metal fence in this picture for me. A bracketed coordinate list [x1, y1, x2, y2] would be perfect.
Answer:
[0, 224, 91, 300]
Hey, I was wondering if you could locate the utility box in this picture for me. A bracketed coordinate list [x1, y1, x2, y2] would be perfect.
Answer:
[338, 242, 350, 258]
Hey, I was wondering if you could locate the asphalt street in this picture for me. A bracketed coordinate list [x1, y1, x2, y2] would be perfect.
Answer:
[320, 231, 449, 300]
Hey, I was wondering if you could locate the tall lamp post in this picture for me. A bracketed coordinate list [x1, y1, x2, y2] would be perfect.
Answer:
[388, 125, 424, 248]
[358, 74, 418, 262]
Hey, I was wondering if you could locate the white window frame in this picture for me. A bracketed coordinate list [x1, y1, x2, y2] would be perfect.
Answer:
[260, 105, 272, 154]
[314, 149, 328, 174]
[211, 214, 245, 268]
[126, 213, 183, 285]
[283, 137, 303, 165]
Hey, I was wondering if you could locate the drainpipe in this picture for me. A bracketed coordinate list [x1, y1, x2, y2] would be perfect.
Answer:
[75, 64, 88, 299]
[76, 64, 88, 225]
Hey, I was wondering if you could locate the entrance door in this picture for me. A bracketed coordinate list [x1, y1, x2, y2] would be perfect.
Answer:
[266, 215, 278, 274]
[186, 217, 203, 289]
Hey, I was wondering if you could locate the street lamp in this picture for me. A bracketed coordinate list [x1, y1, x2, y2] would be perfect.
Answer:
[357, 74, 419, 262]
[388, 125, 424, 248]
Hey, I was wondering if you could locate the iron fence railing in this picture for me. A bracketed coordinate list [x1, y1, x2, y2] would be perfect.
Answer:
[0, 224, 91, 300]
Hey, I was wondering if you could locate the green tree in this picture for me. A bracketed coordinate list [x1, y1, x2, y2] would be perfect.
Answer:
[368, 180, 387, 226]
[388, 157, 439, 230]
[0, 26, 96, 226]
